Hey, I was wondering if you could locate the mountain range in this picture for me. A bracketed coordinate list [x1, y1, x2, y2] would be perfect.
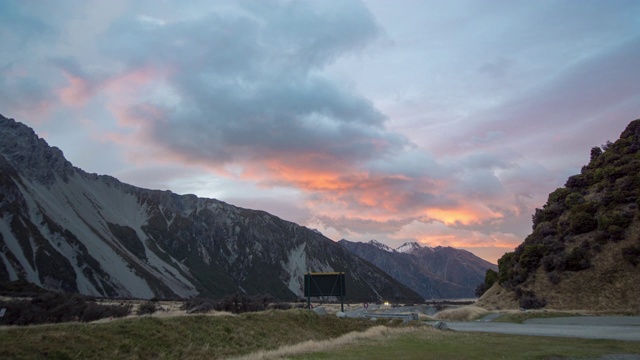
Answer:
[0, 113, 496, 302]
[339, 239, 497, 299]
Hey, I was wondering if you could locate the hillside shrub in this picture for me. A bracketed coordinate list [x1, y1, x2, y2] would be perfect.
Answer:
[565, 174, 588, 189]
[564, 247, 591, 271]
[569, 212, 598, 234]
[570, 201, 598, 214]
[475, 269, 498, 297]
[516, 289, 546, 310]
[622, 246, 640, 266]
[519, 244, 546, 272]
[534, 221, 556, 237]
[548, 188, 571, 204]
[532, 203, 564, 229]
[497, 252, 515, 285]
[564, 192, 584, 208]
[598, 210, 634, 231]
[542, 252, 565, 272]
[607, 225, 626, 242]
[547, 271, 561, 285]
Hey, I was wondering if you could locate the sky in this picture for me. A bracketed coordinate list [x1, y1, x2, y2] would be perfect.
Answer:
[1, 0, 639, 263]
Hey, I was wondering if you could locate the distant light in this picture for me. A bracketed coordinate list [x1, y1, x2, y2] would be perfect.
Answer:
[383, 301, 390, 306]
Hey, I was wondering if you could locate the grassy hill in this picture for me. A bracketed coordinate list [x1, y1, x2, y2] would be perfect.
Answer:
[478, 119, 640, 312]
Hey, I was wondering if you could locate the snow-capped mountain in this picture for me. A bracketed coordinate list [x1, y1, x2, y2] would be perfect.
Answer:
[0, 114, 423, 302]
[368, 239, 395, 252]
[340, 239, 497, 299]
[396, 241, 425, 254]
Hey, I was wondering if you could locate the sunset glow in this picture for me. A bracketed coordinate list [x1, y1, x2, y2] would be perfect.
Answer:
[2, 0, 639, 263]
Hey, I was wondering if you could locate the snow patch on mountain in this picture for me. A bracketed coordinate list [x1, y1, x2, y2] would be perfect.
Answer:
[396, 242, 423, 253]
[284, 242, 307, 296]
[368, 239, 395, 252]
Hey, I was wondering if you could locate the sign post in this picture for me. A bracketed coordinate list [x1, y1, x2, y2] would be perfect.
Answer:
[304, 272, 346, 312]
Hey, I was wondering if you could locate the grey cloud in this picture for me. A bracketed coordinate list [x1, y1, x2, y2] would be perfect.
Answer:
[102, 0, 407, 173]
[315, 215, 415, 234]
[471, 35, 640, 146]
[0, 1, 56, 47]
[451, 169, 505, 200]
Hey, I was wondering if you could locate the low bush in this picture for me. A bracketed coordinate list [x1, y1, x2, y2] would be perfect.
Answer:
[182, 293, 292, 314]
[622, 246, 640, 266]
[0, 293, 131, 325]
[564, 247, 591, 271]
[182, 298, 215, 314]
[569, 212, 598, 234]
[518, 292, 547, 310]
[137, 301, 158, 315]
[547, 272, 561, 285]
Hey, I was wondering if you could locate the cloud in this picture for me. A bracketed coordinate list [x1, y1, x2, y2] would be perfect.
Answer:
[95, 1, 433, 205]
[4, 0, 639, 264]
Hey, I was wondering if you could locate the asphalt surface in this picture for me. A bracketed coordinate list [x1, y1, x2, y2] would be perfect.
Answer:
[444, 316, 640, 341]
[343, 306, 640, 342]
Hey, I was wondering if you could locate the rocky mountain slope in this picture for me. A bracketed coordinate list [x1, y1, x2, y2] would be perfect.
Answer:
[339, 239, 497, 299]
[0, 114, 423, 302]
[478, 119, 640, 312]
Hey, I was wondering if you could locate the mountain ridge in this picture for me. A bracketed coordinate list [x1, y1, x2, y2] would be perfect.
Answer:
[339, 238, 497, 299]
[0, 114, 423, 302]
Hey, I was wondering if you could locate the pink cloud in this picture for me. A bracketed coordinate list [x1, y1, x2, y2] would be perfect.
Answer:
[58, 72, 94, 106]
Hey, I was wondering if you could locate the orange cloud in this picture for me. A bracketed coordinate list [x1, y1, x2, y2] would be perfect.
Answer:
[425, 203, 503, 226]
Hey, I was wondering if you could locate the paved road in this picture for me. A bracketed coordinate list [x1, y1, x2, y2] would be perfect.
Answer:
[443, 316, 640, 341]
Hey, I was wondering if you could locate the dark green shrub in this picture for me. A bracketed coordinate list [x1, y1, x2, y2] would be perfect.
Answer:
[519, 244, 545, 272]
[564, 247, 591, 271]
[547, 272, 561, 285]
[516, 289, 546, 309]
[565, 174, 588, 189]
[548, 188, 571, 204]
[565, 192, 584, 208]
[571, 201, 598, 214]
[599, 210, 634, 230]
[534, 221, 556, 237]
[497, 252, 515, 285]
[532, 203, 564, 229]
[542, 252, 565, 272]
[622, 246, 640, 266]
[475, 269, 498, 297]
[569, 212, 598, 234]
[137, 301, 158, 315]
[607, 225, 625, 242]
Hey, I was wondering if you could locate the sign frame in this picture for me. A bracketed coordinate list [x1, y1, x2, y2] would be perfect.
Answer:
[304, 272, 346, 312]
